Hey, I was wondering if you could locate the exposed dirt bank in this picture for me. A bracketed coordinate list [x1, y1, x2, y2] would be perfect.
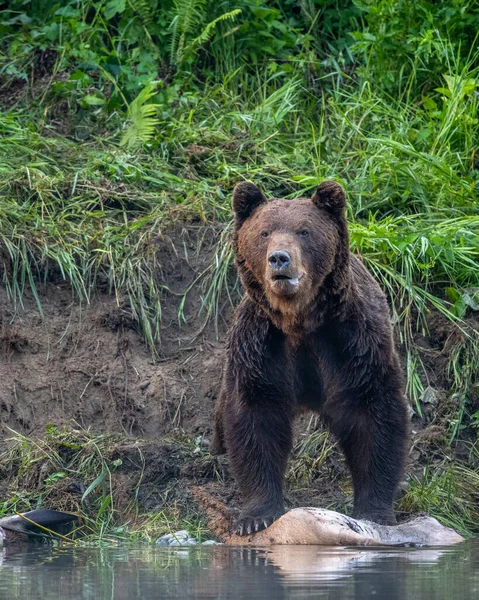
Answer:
[0, 227, 231, 440]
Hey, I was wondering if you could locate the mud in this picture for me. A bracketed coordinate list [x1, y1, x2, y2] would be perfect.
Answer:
[0, 227, 232, 440]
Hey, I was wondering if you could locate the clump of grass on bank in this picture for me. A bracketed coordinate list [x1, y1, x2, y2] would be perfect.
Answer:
[288, 417, 338, 488]
[399, 462, 479, 538]
[0, 425, 211, 545]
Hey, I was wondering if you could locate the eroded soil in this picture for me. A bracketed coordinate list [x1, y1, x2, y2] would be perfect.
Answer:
[0, 227, 231, 440]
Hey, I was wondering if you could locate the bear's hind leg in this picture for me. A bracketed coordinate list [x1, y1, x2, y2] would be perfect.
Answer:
[225, 398, 293, 536]
[327, 390, 407, 525]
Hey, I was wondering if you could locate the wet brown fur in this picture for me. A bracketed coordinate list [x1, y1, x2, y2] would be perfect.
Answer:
[211, 181, 409, 536]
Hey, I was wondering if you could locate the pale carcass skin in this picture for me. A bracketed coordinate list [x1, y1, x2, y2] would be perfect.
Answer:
[225, 508, 464, 546]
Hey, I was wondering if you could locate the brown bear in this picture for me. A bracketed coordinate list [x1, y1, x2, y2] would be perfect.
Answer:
[211, 181, 408, 536]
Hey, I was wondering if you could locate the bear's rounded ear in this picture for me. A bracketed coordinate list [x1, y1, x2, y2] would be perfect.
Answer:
[232, 182, 266, 223]
[311, 181, 346, 216]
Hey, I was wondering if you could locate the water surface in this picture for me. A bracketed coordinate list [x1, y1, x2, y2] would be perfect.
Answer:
[0, 541, 477, 599]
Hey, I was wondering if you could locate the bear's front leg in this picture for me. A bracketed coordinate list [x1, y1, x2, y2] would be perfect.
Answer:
[225, 395, 293, 536]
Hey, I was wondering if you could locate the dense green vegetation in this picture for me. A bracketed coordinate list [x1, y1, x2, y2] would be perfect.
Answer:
[1, 1, 479, 540]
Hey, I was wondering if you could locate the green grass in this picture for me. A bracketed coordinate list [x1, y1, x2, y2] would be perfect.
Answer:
[288, 417, 337, 488]
[399, 461, 479, 538]
[3, 422, 478, 541]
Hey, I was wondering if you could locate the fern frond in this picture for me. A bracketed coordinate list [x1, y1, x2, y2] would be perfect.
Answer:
[120, 82, 160, 149]
[185, 9, 241, 55]
[128, 0, 154, 26]
[169, 0, 207, 67]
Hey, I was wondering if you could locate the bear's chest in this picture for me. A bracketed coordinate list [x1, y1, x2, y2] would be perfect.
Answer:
[285, 332, 344, 409]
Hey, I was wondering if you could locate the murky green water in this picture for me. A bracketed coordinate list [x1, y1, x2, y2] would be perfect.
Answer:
[0, 542, 477, 599]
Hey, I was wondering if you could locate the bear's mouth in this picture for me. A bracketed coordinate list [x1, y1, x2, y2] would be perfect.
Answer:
[270, 274, 303, 295]
[272, 274, 301, 285]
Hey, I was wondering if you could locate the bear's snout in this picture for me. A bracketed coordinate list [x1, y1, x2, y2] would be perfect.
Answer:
[268, 250, 291, 271]
[266, 240, 305, 298]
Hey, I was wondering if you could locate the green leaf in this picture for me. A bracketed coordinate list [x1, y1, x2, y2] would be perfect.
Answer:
[454, 298, 467, 318]
[250, 7, 279, 19]
[44, 472, 66, 485]
[105, 0, 126, 20]
[120, 82, 161, 149]
[55, 6, 80, 18]
[290, 175, 320, 186]
[462, 81, 477, 95]
[82, 470, 108, 502]
[463, 288, 479, 311]
[417, 127, 432, 142]
[435, 87, 452, 98]
[445, 287, 461, 303]
[83, 95, 106, 106]
[422, 96, 437, 112]
[443, 74, 457, 93]
[184, 9, 242, 63]
[97, 495, 112, 519]
[446, 287, 467, 317]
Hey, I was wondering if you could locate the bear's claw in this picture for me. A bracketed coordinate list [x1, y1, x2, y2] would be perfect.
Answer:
[234, 514, 281, 536]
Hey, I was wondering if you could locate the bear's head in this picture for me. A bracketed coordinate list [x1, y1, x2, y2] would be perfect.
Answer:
[232, 181, 349, 324]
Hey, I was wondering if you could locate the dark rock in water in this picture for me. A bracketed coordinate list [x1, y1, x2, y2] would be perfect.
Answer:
[225, 508, 464, 547]
[0, 509, 77, 545]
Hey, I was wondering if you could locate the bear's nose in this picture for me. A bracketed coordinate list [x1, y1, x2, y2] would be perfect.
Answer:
[268, 250, 291, 270]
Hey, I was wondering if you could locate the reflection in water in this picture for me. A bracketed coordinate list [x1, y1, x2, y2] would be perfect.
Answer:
[0, 541, 478, 599]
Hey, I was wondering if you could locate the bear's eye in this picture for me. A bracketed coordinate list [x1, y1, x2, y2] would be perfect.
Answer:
[298, 229, 309, 238]
[260, 231, 269, 238]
